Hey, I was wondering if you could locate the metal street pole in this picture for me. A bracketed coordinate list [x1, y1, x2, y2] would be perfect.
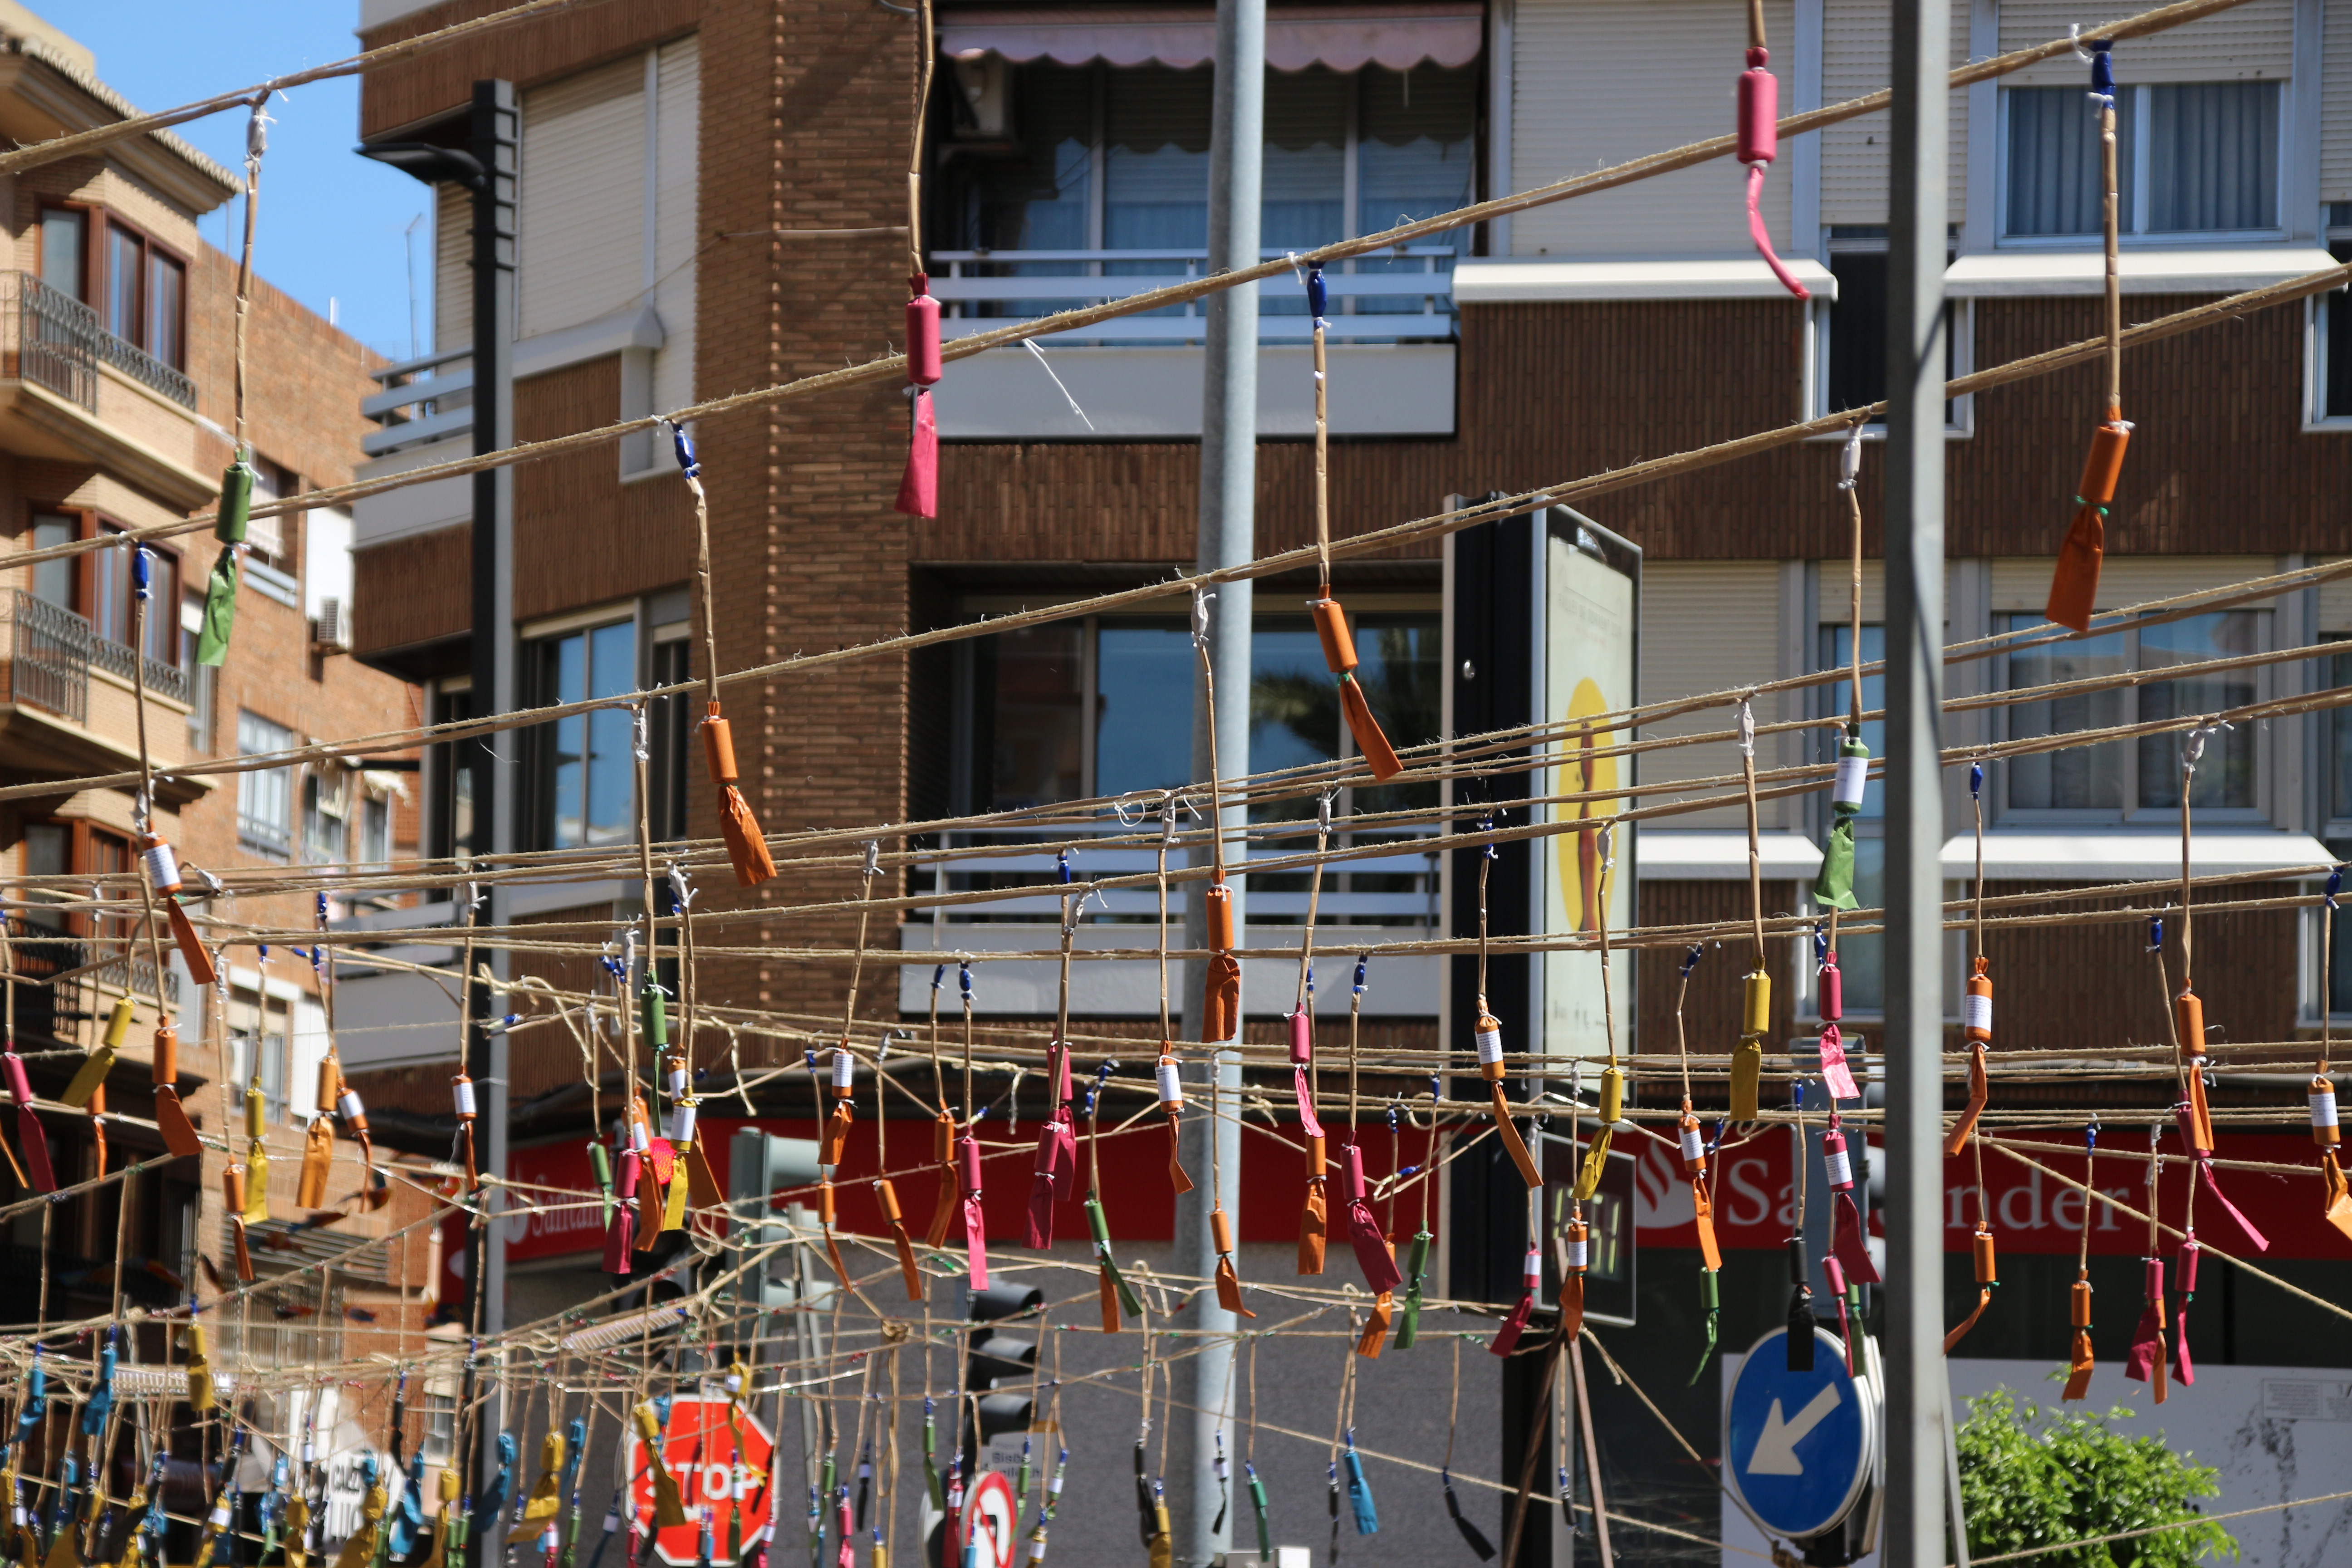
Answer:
[1883, 5, 1950, 1567]
[1173, 0, 1262, 1560]
[465, 79, 518, 1445]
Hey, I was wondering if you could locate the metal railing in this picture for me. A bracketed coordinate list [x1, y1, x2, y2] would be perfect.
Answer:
[927, 246, 1459, 344]
[3, 588, 89, 721]
[361, 344, 473, 457]
[10, 271, 197, 410]
[89, 631, 190, 706]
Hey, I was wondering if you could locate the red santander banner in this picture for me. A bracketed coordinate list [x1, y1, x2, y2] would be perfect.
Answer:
[1631, 1128, 2352, 1259]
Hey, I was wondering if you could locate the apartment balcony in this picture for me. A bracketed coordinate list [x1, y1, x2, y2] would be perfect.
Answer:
[353, 346, 473, 554]
[926, 247, 1459, 438]
[0, 588, 206, 805]
[1, 915, 168, 1053]
[0, 273, 215, 511]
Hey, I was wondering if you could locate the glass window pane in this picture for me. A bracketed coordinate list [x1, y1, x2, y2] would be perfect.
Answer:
[1104, 66, 1212, 251]
[1820, 624, 1885, 820]
[39, 210, 82, 300]
[2004, 86, 2135, 237]
[976, 625, 1085, 811]
[30, 515, 74, 609]
[2137, 612, 2259, 809]
[2146, 82, 2277, 233]
[1352, 613, 1441, 818]
[92, 532, 129, 646]
[146, 254, 184, 367]
[237, 711, 296, 855]
[2330, 650, 2352, 821]
[1356, 65, 1477, 246]
[107, 225, 142, 342]
[2330, 838, 2352, 1015]
[1095, 621, 1195, 797]
[547, 632, 587, 848]
[1261, 67, 1348, 255]
[2004, 615, 2127, 811]
[1248, 618, 1335, 824]
[583, 621, 638, 845]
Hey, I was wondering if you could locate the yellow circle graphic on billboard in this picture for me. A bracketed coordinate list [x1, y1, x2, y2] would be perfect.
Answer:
[1555, 676, 1620, 933]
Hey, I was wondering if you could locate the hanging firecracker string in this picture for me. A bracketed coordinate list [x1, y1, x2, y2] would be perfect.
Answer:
[1086, 1059, 1141, 1330]
[925, 964, 959, 1250]
[1814, 420, 1871, 917]
[1210, 1067, 1254, 1319]
[1441, 1337, 1498, 1561]
[1301, 265, 1402, 783]
[1784, 1084, 1817, 1371]
[666, 423, 775, 889]
[2062, 1120, 2100, 1401]
[1295, 796, 1332, 1277]
[820, 843, 880, 1172]
[2124, 1122, 2172, 1404]
[199, 99, 270, 669]
[1670, 944, 1723, 1381]
[2316, 867, 2352, 1239]
[894, 0, 941, 523]
[956, 964, 989, 1291]
[1193, 591, 1242, 1049]
[1945, 764, 1993, 1159]
[2045, 32, 2132, 632]
[1470, 816, 1542, 1191]
[1821, 1108, 1878, 1289]
[1243, 1333, 1276, 1561]
[1575, 823, 1622, 1202]
[1943, 1075, 1999, 1354]
[1024, 884, 1082, 1250]
[1152, 791, 1196, 1200]
[1735, 0, 1808, 300]
[1730, 700, 1770, 1122]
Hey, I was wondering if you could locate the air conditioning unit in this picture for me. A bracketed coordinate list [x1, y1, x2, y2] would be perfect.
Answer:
[314, 598, 352, 652]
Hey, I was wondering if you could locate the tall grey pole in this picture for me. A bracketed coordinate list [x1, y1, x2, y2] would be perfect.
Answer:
[1883, 6, 1950, 1568]
[1173, 0, 1261, 1560]
[466, 78, 518, 1416]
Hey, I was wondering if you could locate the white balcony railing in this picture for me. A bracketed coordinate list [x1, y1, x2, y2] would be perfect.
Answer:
[362, 345, 473, 458]
[928, 247, 1458, 344]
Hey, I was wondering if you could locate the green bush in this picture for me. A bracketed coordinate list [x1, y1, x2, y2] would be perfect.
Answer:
[1955, 1388, 2237, 1568]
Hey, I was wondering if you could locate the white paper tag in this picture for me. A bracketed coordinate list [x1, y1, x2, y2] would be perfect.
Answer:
[2315, 1090, 2339, 1128]
[1833, 754, 1868, 807]
[1964, 994, 1992, 1033]
[1825, 1148, 1852, 1190]
[1476, 1028, 1504, 1067]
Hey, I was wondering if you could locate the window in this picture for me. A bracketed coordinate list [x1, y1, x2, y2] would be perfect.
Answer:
[100, 220, 188, 367]
[20, 822, 70, 932]
[2003, 82, 2279, 239]
[38, 208, 84, 300]
[227, 984, 290, 1125]
[359, 793, 393, 870]
[956, 606, 1441, 816]
[237, 711, 297, 857]
[939, 61, 1475, 330]
[522, 619, 639, 850]
[244, 459, 299, 572]
[646, 633, 692, 843]
[29, 514, 74, 611]
[303, 769, 349, 865]
[2000, 612, 2262, 818]
[427, 683, 477, 872]
[1818, 237, 1964, 427]
[181, 593, 215, 750]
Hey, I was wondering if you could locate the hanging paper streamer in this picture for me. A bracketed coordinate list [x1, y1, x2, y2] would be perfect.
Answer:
[1945, 958, 1994, 1156]
[1488, 1245, 1541, 1358]
[510, 1432, 565, 1540]
[1474, 1011, 1541, 1188]
[1942, 1225, 1997, 1355]
[62, 994, 131, 1107]
[1575, 1064, 1622, 1201]
[819, 1044, 855, 1166]
[1342, 1435, 1378, 1536]
[1559, 1218, 1588, 1340]
[895, 275, 942, 519]
[297, 1110, 334, 1209]
[2315, 1075, 2352, 1240]
[1337, 1145, 1401, 1295]
[604, 1147, 639, 1275]
[5, 1049, 55, 1192]
[2169, 1235, 2200, 1387]
[2045, 41, 2130, 631]
[701, 703, 776, 888]
[1024, 1044, 1077, 1249]
[2063, 1272, 2097, 1401]
[1087, 1196, 1140, 1329]
[1156, 1052, 1194, 1195]
[2124, 1256, 2171, 1402]
[1729, 968, 1768, 1123]
[1211, 1207, 1255, 1318]
[1394, 1225, 1431, 1349]
[136, 835, 218, 987]
[958, 1133, 989, 1289]
[926, 1106, 959, 1248]
[1736, 40, 1808, 299]
[196, 455, 254, 666]
[1821, 1120, 1880, 1284]
[1309, 596, 1402, 781]
[1813, 737, 1869, 911]
[1815, 951, 1861, 1102]
[1299, 1133, 1329, 1274]
[873, 1178, 923, 1299]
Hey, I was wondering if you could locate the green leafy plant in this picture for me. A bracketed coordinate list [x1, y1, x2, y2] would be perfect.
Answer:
[1955, 1388, 2238, 1568]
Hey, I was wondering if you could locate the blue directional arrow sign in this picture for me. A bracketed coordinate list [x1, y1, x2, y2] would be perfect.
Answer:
[1722, 1327, 1877, 1541]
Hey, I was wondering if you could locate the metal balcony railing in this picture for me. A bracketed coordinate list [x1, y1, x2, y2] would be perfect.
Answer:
[10, 271, 196, 410]
[3, 588, 89, 721]
[361, 344, 473, 457]
[3, 589, 189, 716]
[928, 246, 1458, 344]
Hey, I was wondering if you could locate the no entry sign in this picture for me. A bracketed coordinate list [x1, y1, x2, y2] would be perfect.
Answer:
[955, 1472, 1019, 1568]
[624, 1397, 775, 1566]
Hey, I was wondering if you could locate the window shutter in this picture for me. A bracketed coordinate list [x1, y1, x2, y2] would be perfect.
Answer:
[1998, 0, 2293, 86]
[518, 57, 648, 339]
[1819, 0, 1970, 225]
[435, 180, 470, 353]
[2328, 5, 2352, 201]
[653, 35, 701, 415]
[1638, 561, 1785, 828]
[1510, 0, 1793, 258]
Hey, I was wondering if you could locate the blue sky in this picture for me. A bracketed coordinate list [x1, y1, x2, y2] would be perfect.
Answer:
[57, 2, 432, 362]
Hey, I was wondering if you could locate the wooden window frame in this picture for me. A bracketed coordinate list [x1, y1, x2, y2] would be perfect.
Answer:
[34, 201, 94, 304]
[93, 211, 191, 372]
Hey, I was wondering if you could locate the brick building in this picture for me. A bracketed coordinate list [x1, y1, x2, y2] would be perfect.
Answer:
[339, 0, 2352, 1560]
[0, 1, 433, 1369]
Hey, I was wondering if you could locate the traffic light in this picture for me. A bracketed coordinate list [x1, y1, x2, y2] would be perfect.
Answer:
[728, 1128, 822, 1310]
[965, 1281, 1044, 1443]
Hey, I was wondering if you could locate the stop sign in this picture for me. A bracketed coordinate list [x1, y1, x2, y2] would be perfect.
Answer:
[623, 1397, 775, 1566]
[957, 1472, 1019, 1568]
